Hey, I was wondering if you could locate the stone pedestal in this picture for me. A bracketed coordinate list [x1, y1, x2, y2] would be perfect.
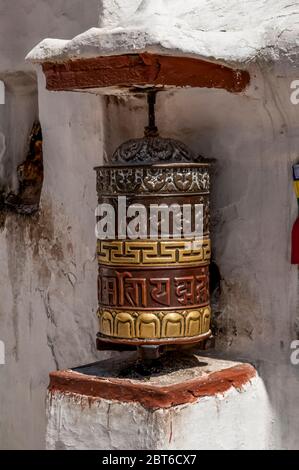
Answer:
[46, 351, 272, 450]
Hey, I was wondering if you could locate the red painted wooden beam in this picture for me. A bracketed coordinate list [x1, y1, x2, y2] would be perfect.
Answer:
[42, 53, 250, 93]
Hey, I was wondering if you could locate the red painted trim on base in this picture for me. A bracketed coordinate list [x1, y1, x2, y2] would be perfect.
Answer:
[42, 53, 250, 93]
[49, 363, 256, 410]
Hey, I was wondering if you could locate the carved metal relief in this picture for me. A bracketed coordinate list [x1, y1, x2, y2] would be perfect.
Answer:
[96, 165, 210, 196]
[95, 137, 212, 345]
[97, 238, 211, 267]
[112, 136, 199, 165]
[98, 306, 211, 340]
[98, 266, 209, 310]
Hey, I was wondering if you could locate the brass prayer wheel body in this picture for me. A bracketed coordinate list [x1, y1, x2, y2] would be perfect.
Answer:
[95, 135, 211, 347]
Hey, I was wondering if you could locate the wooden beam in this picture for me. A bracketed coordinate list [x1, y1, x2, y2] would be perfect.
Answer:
[42, 53, 250, 93]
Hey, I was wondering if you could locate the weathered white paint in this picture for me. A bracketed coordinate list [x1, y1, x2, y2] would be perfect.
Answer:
[0, 80, 5, 104]
[46, 372, 273, 450]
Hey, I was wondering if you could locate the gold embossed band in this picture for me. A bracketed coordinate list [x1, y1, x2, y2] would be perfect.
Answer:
[97, 238, 211, 267]
[97, 306, 211, 340]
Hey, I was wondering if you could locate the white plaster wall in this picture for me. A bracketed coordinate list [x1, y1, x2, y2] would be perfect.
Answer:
[46, 376, 273, 450]
[0, 0, 103, 450]
[1, 0, 299, 450]
[0, 0, 100, 73]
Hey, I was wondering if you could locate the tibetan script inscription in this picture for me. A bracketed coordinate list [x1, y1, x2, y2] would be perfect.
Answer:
[98, 266, 209, 309]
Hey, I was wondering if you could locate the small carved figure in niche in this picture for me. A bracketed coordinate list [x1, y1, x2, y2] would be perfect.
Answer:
[5, 121, 43, 215]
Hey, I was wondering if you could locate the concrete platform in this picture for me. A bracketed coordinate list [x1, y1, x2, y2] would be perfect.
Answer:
[46, 351, 273, 450]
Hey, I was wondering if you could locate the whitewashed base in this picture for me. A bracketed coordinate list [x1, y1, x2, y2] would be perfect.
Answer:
[46, 353, 274, 450]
